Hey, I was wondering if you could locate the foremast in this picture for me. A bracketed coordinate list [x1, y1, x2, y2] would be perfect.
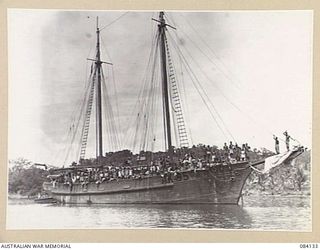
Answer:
[79, 17, 112, 163]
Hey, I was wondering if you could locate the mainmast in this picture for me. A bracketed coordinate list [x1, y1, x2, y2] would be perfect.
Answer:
[95, 17, 103, 159]
[158, 12, 173, 157]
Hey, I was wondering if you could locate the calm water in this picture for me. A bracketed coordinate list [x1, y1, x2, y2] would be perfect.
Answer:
[6, 195, 311, 230]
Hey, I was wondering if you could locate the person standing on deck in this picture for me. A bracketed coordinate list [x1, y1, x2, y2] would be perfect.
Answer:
[283, 131, 291, 151]
[229, 141, 234, 159]
[273, 135, 280, 154]
[240, 145, 246, 161]
[223, 143, 228, 159]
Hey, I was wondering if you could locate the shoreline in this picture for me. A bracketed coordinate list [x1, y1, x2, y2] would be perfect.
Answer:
[8, 192, 311, 202]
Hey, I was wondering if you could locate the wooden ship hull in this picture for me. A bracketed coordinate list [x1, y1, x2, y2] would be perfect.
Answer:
[43, 161, 251, 205]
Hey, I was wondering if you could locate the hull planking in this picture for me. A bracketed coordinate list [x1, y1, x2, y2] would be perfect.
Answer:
[43, 162, 252, 205]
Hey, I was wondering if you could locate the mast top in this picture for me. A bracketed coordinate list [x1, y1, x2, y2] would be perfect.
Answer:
[152, 12, 176, 30]
[96, 16, 99, 31]
[159, 11, 165, 24]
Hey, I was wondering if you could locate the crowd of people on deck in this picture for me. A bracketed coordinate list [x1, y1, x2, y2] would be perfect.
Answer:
[48, 130, 302, 188]
[52, 141, 256, 187]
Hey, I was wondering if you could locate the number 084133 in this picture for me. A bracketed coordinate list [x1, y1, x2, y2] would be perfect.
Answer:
[300, 244, 319, 248]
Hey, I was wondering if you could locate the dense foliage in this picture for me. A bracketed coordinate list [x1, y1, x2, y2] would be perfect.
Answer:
[8, 158, 49, 197]
[243, 150, 311, 195]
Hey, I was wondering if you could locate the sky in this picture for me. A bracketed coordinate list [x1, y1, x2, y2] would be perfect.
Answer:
[8, 9, 313, 166]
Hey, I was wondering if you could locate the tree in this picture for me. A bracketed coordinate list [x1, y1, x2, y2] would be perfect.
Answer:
[8, 158, 48, 197]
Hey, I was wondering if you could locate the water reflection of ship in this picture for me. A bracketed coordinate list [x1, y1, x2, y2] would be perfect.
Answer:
[151, 204, 253, 229]
[50, 203, 253, 229]
[43, 12, 303, 205]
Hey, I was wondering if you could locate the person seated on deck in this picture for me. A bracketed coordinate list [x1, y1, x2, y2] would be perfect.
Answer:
[161, 172, 167, 183]
[63, 173, 69, 184]
[176, 159, 182, 169]
[113, 169, 117, 179]
[144, 167, 150, 176]
[66, 172, 72, 184]
[182, 154, 190, 169]
[99, 171, 105, 182]
[211, 151, 216, 163]
[195, 159, 203, 172]
[122, 167, 127, 179]
[156, 163, 161, 174]
[191, 157, 197, 169]
[71, 173, 77, 184]
[228, 153, 236, 164]
[167, 171, 173, 183]
[95, 171, 101, 183]
[128, 168, 133, 178]
[107, 171, 112, 181]
[124, 167, 129, 179]
[83, 176, 89, 189]
[206, 146, 212, 162]
[117, 168, 122, 179]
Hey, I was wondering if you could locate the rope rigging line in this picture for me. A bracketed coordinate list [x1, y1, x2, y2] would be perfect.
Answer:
[140, 59, 160, 151]
[125, 29, 162, 152]
[167, 31, 235, 142]
[151, 63, 162, 151]
[50, 123, 74, 167]
[101, 68, 112, 152]
[84, 42, 96, 89]
[102, 67, 114, 152]
[63, 66, 96, 165]
[168, 13, 293, 145]
[65, 59, 96, 151]
[164, 19, 194, 146]
[178, 52, 194, 146]
[100, 12, 130, 31]
[77, 66, 97, 161]
[168, 31, 237, 142]
[101, 68, 121, 152]
[139, 34, 162, 152]
[164, 33, 190, 148]
[100, 37, 123, 149]
[123, 30, 159, 147]
[167, 30, 236, 138]
[169, 31, 282, 142]
[172, 12, 242, 91]
[110, 66, 122, 147]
